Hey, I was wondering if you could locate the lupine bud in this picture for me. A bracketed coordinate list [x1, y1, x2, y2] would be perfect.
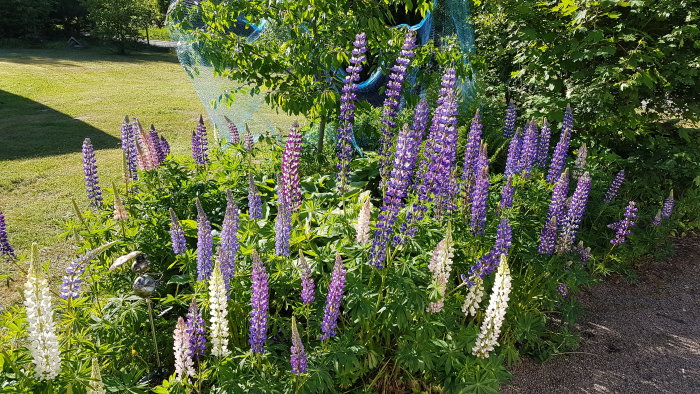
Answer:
[503, 102, 517, 138]
[320, 254, 347, 340]
[461, 276, 484, 317]
[652, 209, 662, 226]
[225, 117, 240, 144]
[160, 135, 171, 157]
[557, 172, 592, 253]
[173, 317, 195, 382]
[573, 144, 587, 179]
[0, 209, 16, 260]
[219, 190, 240, 291]
[169, 208, 187, 255]
[336, 33, 367, 192]
[249, 251, 269, 353]
[536, 118, 551, 168]
[355, 195, 371, 244]
[504, 128, 523, 177]
[281, 121, 303, 211]
[661, 190, 674, 219]
[185, 298, 206, 360]
[82, 138, 103, 208]
[472, 255, 511, 359]
[209, 260, 230, 357]
[290, 316, 308, 375]
[298, 253, 315, 305]
[426, 229, 454, 313]
[24, 245, 61, 380]
[196, 199, 213, 281]
[546, 105, 574, 183]
[611, 201, 638, 245]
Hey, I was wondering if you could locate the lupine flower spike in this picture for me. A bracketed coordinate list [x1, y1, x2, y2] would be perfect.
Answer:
[60, 256, 86, 300]
[504, 128, 522, 176]
[557, 171, 592, 253]
[249, 250, 269, 353]
[336, 32, 367, 192]
[121, 115, 138, 180]
[209, 260, 230, 357]
[320, 253, 347, 340]
[546, 105, 574, 183]
[463, 217, 512, 285]
[573, 144, 587, 179]
[472, 254, 512, 359]
[290, 316, 308, 375]
[469, 143, 489, 234]
[169, 208, 187, 255]
[426, 228, 455, 313]
[461, 109, 483, 194]
[536, 118, 551, 167]
[662, 190, 674, 219]
[652, 209, 663, 226]
[275, 175, 292, 257]
[219, 190, 240, 291]
[248, 172, 263, 219]
[225, 117, 240, 144]
[89, 358, 106, 394]
[517, 120, 538, 178]
[461, 276, 484, 317]
[173, 316, 195, 382]
[244, 124, 254, 151]
[497, 176, 514, 213]
[577, 241, 591, 261]
[298, 253, 315, 305]
[0, 209, 16, 260]
[113, 182, 128, 221]
[356, 194, 371, 244]
[185, 298, 206, 360]
[503, 101, 517, 138]
[558, 283, 569, 298]
[82, 138, 103, 208]
[195, 199, 213, 281]
[132, 118, 159, 170]
[24, 244, 61, 380]
[603, 170, 625, 203]
[611, 201, 638, 245]
[192, 115, 209, 165]
[281, 121, 303, 211]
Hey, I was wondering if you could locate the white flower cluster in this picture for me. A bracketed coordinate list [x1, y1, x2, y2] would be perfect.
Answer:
[209, 260, 230, 357]
[173, 316, 195, 382]
[472, 255, 511, 359]
[355, 194, 372, 244]
[88, 358, 106, 394]
[461, 276, 484, 317]
[426, 232, 454, 313]
[23, 255, 61, 380]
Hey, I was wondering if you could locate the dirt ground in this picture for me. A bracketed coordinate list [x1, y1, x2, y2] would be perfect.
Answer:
[503, 237, 700, 393]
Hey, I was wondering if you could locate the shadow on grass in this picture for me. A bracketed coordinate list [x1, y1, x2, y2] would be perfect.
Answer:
[0, 46, 179, 67]
[0, 90, 120, 161]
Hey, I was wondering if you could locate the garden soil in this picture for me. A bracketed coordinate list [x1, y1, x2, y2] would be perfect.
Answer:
[503, 237, 700, 393]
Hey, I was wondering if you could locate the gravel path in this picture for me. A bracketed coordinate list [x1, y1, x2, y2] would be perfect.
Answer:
[503, 237, 700, 393]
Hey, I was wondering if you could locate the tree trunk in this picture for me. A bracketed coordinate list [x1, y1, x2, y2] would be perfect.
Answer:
[316, 114, 327, 156]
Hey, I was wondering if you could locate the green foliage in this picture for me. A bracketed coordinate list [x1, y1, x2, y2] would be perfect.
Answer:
[81, 0, 159, 53]
[0, 0, 54, 39]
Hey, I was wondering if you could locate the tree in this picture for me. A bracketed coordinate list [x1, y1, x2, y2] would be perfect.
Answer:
[82, 0, 157, 53]
[0, 0, 54, 39]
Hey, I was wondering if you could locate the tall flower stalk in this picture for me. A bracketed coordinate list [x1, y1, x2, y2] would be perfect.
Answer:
[121, 115, 138, 180]
[461, 110, 483, 194]
[497, 176, 514, 213]
[89, 358, 106, 394]
[463, 217, 512, 286]
[320, 254, 347, 340]
[249, 250, 269, 353]
[472, 255, 512, 359]
[132, 118, 159, 170]
[281, 121, 303, 211]
[82, 138, 103, 208]
[336, 32, 367, 192]
[557, 171, 592, 253]
[173, 316, 195, 382]
[503, 102, 517, 138]
[275, 176, 292, 257]
[546, 105, 574, 183]
[209, 260, 230, 357]
[225, 117, 240, 144]
[426, 229, 454, 313]
[59, 257, 86, 300]
[169, 208, 187, 255]
[469, 143, 489, 234]
[290, 316, 308, 375]
[298, 253, 315, 305]
[662, 190, 674, 219]
[192, 115, 209, 165]
[0, 209, 16, 260]
[248, 172, 263, 219]
[185, 298, 206, 361]
[517, 120, 538, 178]
[573, 143, 587, 179]
[536, 118, 551, 167]
[504, 128, 522, 177]
[355, 195, 371, 245]
[195, 199, 213, 281]
[611, 201, 638, 245]
[219, 190, 240, 291]
[603, 170, 625, 203]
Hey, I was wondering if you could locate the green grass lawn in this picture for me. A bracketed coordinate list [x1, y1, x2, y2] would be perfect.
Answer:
[0, 45, 294, 272]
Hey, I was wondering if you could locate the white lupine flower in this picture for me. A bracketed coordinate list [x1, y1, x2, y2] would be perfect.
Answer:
[88, 358, 105, 394]
[173, 316, 195, 382]
[461, 276, 484, 317]
[355, 194, 371, 244]
[472, 254, 511, 359]
[426, 230, 454, 313]
[209, 260, 230, 357]
[23, 245, 61, 380]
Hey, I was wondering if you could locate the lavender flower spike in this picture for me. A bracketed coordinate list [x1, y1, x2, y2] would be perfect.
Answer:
[281, 121, 303, 211]
[320, 254, 347, 340]
[185, 298, 207, 360]
[193, 115, 209, 165]
[517, 120, 539, 178]
[503, 101, 517, 138]
[461, 109, 484, 192]
[82, 138, 103, 208]
[469, 144, 489, 235]
[169, 208, 187, 255]
[195, 199, 214, 281]
[662, 190, 674, 219]
[244, 124, 255, 151]
[611, 201, 638, 245]
[248, 172, 263, 219]
[0, 209, 16, 260]
[557, 171, 592, 253]
[504, 128, 523, 177]
[573, 143, 587, 179]
[121, 115, 138, 180]
[219, 190, 240, 291]
[225, 116, 240, 144]
[249, 250, 269, 353]
[537, 215, 557, 255]
[652, 209, 663, 226]
[497, 176, 514, 213]
[536, 118, 551, 168]
[299, 253, 315, 305]
[59, 257, 86, 300]
[336, 32, 367, 192]
[546, 105, 574, 183]
[290, 316, 308, 375]
[173, 317, 194, 382]
[603, 170, 625, 203]
[546, 169, 570, 228]
[275, 175, 292, 257]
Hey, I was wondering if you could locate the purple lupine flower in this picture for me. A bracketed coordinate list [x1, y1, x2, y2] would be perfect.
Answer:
[546, 105, 574, 183]
[469, 143, 489, 235]
[0, 210, 15, 260]
[517, 120, 539, 178]
[247, 172, 263, 219]
[572, 144, 587, 179]
[577, 241, 591, 261]
[557, 171, 592, 253]
[537, 215, 558, 255]
[281, 121, 303, 211]
[185, 298, 207, 360]
[611, 201, 638, 245]
[535, 118, 551, 168]
[149, 124, 166, 164]
[379, 30, 417, 186]
[299, 253, 314, 305]
[120, 115, 139, 180]
[369, 122, 423, 267]
[244, 124, 254, 151]
[82, 138, 103, 208]
[320, 254, 347, 340]
[59, 257, 85, 300]
[336, 32, 367, 193]
[607, 220, 623, 231]
[191, 131, 200, 163]
[225, 117, 240, 144]
[503, 101, 517, 138]
[219, 190, 240, 291]
[195, 199, 213, 281]
[132, 118, 159, 170]
[603, 170, 625, 203]
[652, 209, 662, 226]
[160, 135, 171, 157]
[498, 176, 514, 213]
[461, 109, 483, 194]
[661, 190, 674, 219]
[462, 217, 512, 285]
[249, 250, 269, 353]
[275, 176, 292, 257]
[290, 316, 308, 375]
[546, 169, 570, 229]
[504, 128, 523, 177]
[169, 208, 187, 255]
[192, 115, 209, 165]
[557, 283, 569, 298]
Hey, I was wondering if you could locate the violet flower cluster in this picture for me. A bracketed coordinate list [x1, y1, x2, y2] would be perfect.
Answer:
[320, 254, 347, 340]
[82, 138, 103, 208]
[290, 316, 308, 375]
[225, 117, 240, 144]
[539, 170, 569, 254]
[469, 143, 489, 234]
[611, 201, 638, 245]
[148, 124, 168, 164]
[517, 120, 539, 178]
[249, 251, 269, 353]
[336, 33, 367, 192]
[662, 190, 674, 219]
[498, 176, 514, 213]
[462, 217, 512, 286]
[244, 124, 255, 151]
[603, 170, 625, 203]
[504, 128, 522, 176]
[503, 101, 517, 138]
[299, 253, 315, 305]
[132, 118, 160, 170]
[275, 175, 292, 257]
[173, 317, 194, 382]
[398, 98, 430, 238]
[120, 115, 139, 180]
[557, 171, 592, 253]
[169, 208, 187, 255]
[281, 121, 303, 211]
[219, 190, 240, 291]
[536, 118, 551, 168]
[191, 115, 209, 165]
[546, 105, 574, 183]
[195, 199, 213, 281]
[0, 209, 15, 260]
[247, 172, 263, 219]
[185, 298, 207, 360]
[461, 110, 483, 194]
[59, 257, 86, 300]
[379, 30, 416, 185]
